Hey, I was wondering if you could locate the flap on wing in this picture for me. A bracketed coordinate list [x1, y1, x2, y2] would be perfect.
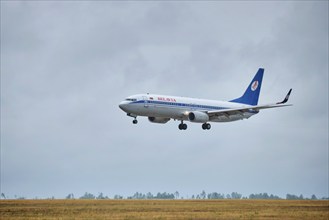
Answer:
[207, 103, 292, 116]
[207, 89, 293, 117]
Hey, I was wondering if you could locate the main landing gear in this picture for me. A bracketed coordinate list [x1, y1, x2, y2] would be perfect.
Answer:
[178, 121, 187, 130]
[202, 123, 211, 130]
[178, 122, 211, 130]
[133, 119, 138, 124]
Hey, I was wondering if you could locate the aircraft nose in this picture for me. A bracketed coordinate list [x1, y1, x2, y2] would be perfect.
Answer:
[119, 102, 127, 111]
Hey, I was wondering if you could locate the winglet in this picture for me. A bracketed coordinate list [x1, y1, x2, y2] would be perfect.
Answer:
[277, 89, 292, 104]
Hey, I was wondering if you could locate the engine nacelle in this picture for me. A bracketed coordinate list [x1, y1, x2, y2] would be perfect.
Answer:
[188, 111, 209, 123]
[148, 117, 170, 124]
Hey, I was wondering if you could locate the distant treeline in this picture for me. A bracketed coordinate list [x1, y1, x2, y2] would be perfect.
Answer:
[69, 191, 326, 200]
[2, 192, 327, 200]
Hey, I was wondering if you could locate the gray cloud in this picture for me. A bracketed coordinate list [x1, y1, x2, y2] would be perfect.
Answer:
[1, 1, 328, 199]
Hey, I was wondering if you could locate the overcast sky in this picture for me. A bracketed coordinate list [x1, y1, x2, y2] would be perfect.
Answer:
[1, 1, 328, 199]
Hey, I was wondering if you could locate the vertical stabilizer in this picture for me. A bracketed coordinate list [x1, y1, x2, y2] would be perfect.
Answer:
[230, 68, 264, 106]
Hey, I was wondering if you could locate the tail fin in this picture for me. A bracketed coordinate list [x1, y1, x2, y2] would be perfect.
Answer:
[230, 68, 264, 106]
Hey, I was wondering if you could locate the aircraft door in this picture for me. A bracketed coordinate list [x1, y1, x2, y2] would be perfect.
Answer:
[143, 96, 148, 108]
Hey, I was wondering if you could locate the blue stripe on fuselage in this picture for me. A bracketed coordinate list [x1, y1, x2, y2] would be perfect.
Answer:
[129, 100, 228, 111]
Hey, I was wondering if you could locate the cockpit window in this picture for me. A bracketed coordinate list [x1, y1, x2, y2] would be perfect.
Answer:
[125, 98, 137, 101]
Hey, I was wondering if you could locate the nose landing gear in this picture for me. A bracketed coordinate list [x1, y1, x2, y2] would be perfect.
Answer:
[127, 113, 138, 124]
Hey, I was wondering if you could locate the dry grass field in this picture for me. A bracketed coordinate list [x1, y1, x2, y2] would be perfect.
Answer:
[0, 199, 328, 219]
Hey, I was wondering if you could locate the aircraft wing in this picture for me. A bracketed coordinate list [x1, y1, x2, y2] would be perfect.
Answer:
[206, 89, 292, 117]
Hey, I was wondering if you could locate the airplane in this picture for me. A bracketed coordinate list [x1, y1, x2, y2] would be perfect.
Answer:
[119, 68, 292, 130]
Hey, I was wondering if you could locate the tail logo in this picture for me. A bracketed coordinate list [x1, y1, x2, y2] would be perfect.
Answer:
[251, 81, 259, 91]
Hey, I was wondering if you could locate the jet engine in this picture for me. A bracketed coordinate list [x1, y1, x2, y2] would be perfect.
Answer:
[148, 117, 170, 124]
[188, 111, 209, 123]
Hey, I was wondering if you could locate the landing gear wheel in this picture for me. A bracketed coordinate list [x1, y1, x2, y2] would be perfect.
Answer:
[179, 122, 187, 130]
[133, 119, 138, 124]
[202, 123, 211, 130]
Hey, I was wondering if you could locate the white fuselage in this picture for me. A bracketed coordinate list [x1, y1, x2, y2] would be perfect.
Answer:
[118, 69, 291, 130]
[119, 94, 257, 123]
